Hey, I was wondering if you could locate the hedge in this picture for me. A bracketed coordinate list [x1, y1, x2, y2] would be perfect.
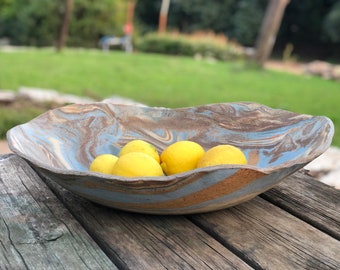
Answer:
[135, 33, 245, 61]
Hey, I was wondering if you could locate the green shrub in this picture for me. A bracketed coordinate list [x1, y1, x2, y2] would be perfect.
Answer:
[135, 32, 245, 61]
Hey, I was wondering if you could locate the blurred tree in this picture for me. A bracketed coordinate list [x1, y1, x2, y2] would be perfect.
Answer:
[0, 0, 60, 46]
[56, 0, 73, 51]
[135, 0, 236, 34]
[168, 0, 236, 33]
[136, 0, 263, 45]
[1, 0, 339, 59]
[134, 0, 161, 33]
[229, 0, 266, 46]
[126, 0, 135, 31]
[0, 0, 126, 47]
[67, 0, 126, 47]
[134, 0, 340, 60]
[158, 0, 171, 33]
[278, 0, 336, 44]
[253, 0, 290, 67]
[323, 0, 340, 42]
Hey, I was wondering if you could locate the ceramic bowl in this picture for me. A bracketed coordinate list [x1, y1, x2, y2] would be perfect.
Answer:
[7, 102, 334, 214]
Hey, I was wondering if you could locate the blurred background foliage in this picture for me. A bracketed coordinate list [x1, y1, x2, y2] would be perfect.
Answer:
[0, 0, 126, 47]
[135, 0, 340, 60]
[0, 0, 339, 60]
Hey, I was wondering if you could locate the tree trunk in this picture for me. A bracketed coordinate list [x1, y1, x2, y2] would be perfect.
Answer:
[253, 0, 290, 68]
[56, 0, 73, 52]
[158, 0, 171, 33]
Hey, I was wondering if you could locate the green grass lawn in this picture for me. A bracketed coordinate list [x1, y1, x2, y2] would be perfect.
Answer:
[0, 48, 339, 146]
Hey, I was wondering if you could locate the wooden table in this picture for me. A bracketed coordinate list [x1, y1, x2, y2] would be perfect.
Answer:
[1, 154, 339, 269]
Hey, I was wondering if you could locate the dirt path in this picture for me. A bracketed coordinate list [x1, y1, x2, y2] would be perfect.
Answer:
[265, 60, 304, 75]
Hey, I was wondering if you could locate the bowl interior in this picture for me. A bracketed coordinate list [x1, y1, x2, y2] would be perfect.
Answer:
[7, 102, 334, 175]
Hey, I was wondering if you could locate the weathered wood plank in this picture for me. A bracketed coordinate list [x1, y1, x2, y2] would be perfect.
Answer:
[0, 154, 117, 269]
[41, 164, 253, 269]
[5, 153, 339, 269]
[261, 170, 340, 239]
[190, 196, 340, 270]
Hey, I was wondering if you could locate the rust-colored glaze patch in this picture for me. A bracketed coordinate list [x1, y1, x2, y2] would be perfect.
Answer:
[102, 169, 266, 211]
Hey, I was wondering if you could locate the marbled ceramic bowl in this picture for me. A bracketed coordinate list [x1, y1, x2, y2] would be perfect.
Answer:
[7, 102, 334, 214]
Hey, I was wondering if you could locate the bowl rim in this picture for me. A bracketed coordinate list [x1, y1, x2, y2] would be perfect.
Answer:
[7, 102, 334, 183]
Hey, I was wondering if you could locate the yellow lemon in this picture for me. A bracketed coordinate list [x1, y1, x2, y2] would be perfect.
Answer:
[160, 140, 205, 175]
[119, 139, 160, 163]
[197, 144, 247, 168]
[89, 154, 118, 174]
[111, 152, 164, 177]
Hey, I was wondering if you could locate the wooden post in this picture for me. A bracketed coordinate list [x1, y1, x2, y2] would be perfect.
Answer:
[158, 0, 171, 33]
[126, 0, 135, 27]
[124, 0, 135, 53]
[253, 0, 290, 68]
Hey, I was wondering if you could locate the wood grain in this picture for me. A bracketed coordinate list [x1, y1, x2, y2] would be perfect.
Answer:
[190, 196, 340, 269]
[261, 170, 340, 240]
[2, 154, 339, 269]
[0, 154, 116, 269]
[43, 171, 252, 269]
